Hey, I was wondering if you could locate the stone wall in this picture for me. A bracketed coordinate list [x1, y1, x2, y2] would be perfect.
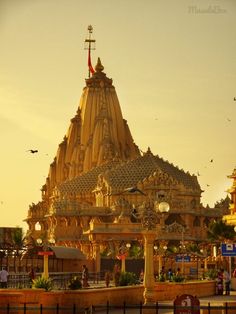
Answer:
[0, 280, 216, 309]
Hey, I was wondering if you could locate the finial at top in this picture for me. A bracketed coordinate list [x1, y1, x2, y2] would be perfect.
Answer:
[88, 25, 93, 33]
[95, 58, 104, 72]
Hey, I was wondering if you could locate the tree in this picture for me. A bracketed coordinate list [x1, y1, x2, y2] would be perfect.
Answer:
[207, 220, 235, 243]
[12, 227, 27, 272]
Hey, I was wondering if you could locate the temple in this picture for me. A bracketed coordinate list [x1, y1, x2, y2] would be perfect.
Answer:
[25, 27, 231, 273]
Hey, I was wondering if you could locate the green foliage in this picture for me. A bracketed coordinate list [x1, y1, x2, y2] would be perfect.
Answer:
[12, 227, 25, 247]
[207, 220, 235, 243]
[68, 276, 82, 290]
[166, 245, 179, 255]
[32, 276, 53, 291]
[100, 247, 110, 257]
[156, 273, 166, 282]
[119, 272, 138, 286]
[129, 245, 144, 258]
[204, 269, 218, 280]
[172, 274, 185, 282]
[186, 243, 201, 254]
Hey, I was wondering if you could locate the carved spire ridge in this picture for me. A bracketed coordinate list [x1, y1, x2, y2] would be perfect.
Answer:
[144, 147, 153, 156]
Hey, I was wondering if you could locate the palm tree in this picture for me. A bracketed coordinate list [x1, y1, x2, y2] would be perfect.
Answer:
[12, 227, 27, 272]
[207, 220, 235, 243]
[207, 219, 236, 269]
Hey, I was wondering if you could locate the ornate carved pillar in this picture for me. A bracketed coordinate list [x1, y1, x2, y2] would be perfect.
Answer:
[142, 230, 156, 305]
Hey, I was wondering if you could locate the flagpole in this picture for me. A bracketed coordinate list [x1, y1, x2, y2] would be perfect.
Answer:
[84, 25, 96, 78]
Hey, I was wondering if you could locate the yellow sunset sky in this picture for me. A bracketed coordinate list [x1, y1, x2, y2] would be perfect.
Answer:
[0, 0, 235, 231]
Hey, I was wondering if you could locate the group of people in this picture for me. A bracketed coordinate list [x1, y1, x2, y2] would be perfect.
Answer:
[139, 266, 182, 283]
[0, 263, 234, 295]
[159, 266, 181, 281]
[0, 265, 90, 288]
[0, 266, 36, 288]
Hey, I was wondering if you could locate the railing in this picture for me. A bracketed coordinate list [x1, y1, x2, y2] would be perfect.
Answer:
[7, 272, 105, 289]
[0, 302, 236, 314]
[0, 304, 88, 314]
[7, 274, 31, 289]
[92, 301, 236, 313]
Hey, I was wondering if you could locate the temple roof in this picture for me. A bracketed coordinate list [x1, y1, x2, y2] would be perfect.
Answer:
[103, 149, 201, 192]
[59, 149, 201, 195]
[58, 160, 122, 194]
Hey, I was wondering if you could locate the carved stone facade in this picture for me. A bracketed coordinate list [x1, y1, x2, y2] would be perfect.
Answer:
[25, 58, 230, 271]
[223, 168, 236, 226]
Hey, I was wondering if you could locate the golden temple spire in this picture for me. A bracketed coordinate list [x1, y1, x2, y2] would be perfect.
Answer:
[44, 27, 140, 188]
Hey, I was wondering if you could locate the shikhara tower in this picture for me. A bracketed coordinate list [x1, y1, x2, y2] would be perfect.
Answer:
[25, 26, 228, 271]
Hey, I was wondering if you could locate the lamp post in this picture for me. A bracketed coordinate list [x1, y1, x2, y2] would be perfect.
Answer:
[180, 226, 186, 276]
[153, 243, 167, 276]
[37, 238, 55, 279]
[141, 199, 170, 305]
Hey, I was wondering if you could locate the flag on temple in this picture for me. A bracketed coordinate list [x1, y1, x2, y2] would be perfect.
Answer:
[88, 49, 95, 74]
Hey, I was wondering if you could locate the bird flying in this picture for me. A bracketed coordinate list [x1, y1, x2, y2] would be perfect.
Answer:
[122, 187, 146, 195]
[210, 159, 213, 163]
[27, 149, 38, 153]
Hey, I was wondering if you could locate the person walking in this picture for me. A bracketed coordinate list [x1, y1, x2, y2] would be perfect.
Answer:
[0, 267, 9, 288]
[167, 268, 173, 281]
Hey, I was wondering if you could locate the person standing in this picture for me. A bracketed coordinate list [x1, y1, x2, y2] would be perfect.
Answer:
[139, 269, 144, 283]
[0, 267, 9, 288]
[82, 265, 89, 288]
[223, 269, 230, 295]
[167, 268, 173, 281]
[28, 267, 36, 287]
[216, 270, 223, 295]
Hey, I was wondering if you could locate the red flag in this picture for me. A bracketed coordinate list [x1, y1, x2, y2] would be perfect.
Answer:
[88, 49, 95, 74]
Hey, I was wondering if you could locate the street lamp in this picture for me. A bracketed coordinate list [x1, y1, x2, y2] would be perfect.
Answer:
[153, 243, 167, 276]
[140, 200, 170, 305]
[37, 238, 55, 279]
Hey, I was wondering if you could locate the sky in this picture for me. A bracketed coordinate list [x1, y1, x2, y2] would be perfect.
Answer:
[0, 0, 235, 231]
